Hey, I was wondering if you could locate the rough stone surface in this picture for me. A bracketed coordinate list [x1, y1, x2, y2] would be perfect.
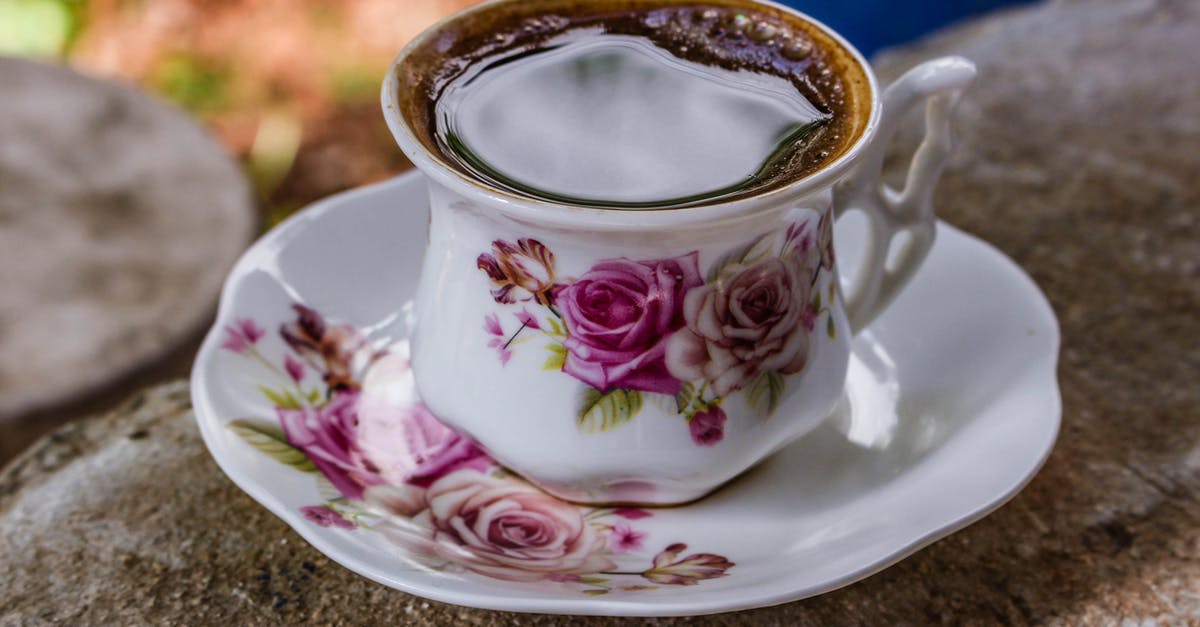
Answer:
[2, 0, 1200, 623]
[0, 57, 256, 425]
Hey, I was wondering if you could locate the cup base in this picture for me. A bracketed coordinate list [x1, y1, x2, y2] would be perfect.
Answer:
[524, 476, 726, 508]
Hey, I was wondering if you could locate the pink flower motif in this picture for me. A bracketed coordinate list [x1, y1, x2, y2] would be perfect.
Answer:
[785, 220, 814, 256]
[484, 314, 514, 365]
[385, 470, 616, 582]
[484, 313, 503, 337]
[557, 253, 703, 395]
[278, 390, 384, 500]
[487, 337, 513, 366]
[689, 407, 726, 446]
[239, 318, 265, 343]
[354, 357, 493, 491]
[666, 251, 815, 397]
[547, 573, 583, 583]
[221, 330, 249, 354]
[612, 508, 653, 520]
[515, 308, 541, 331]
[284, 354, 305, 383]
[283, 351, 494, 505]
[300, 505, 355, 530]
[221, 318, 265, 354]
[642, 543, 734, 585]
[393, 404, 491, 487]
[608, 523, 646, 554]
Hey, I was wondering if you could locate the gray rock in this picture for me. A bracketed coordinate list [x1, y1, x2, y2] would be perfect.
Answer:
[2, 0, 1199, 623]
[0, 57, 256, 423]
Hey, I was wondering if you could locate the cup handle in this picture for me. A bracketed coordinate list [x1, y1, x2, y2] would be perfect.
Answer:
[834, 56, 977, 333]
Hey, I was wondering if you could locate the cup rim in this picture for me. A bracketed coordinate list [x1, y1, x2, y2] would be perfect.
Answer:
[381, 0, 882, 229]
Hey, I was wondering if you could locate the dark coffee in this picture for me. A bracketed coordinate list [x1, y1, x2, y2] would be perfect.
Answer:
[395, 1, 870, 209]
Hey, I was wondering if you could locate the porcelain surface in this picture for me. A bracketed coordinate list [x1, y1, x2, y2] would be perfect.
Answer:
[191, 171, 1060, 616]
[414, 186, 852, 504]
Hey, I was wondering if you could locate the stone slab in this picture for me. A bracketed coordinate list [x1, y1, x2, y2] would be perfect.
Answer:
[0, 57, 256, 423]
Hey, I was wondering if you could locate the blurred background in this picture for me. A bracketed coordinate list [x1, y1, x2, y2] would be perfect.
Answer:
[0, 0, 1026, 226]
[0, 0, 1024, 464]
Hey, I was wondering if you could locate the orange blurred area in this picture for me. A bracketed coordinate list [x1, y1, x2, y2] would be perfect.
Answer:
[36, 0, 481, 222]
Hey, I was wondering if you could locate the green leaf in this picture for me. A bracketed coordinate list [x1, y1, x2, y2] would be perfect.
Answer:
[258, 385, 302, 410]
[228, 419, 317, 473]
[577, 388, 643, 434]
[827, 315, 837, 339]
[543, 343, 568, 371]
[706, 235, 765, 283]
[578, 576, 611, 585]
[305, 388, 322, 405]
[812, 290, 822, 310]
[547, 316, 565, 337]
[154, 54, 230, 113]
[582, 589, 609, 596]
[331, 65, 380, 105]
[745, 372, 786, 418]
[674, 381, 696, 414]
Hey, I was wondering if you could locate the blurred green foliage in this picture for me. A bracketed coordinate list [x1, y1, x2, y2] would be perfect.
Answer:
[0, 0, 83, 57]
[331, 66, 380, 105]
[153, 55, 230, 114]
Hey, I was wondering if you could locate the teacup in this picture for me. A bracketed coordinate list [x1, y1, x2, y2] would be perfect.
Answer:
[382, 0, 976, 505]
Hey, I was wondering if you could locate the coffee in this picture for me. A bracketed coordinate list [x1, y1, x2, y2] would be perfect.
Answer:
[395, 2, 870, 209]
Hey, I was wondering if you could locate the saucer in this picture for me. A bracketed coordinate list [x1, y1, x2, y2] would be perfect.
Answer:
[191, 171, 1060, 616]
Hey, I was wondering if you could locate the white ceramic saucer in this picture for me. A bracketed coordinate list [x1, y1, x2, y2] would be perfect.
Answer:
[191, 171, 1060, 616]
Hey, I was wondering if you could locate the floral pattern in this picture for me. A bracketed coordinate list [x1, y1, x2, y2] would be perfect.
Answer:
[476, 212, 838, 444]
[476, 238, 558, 306]
[281, 303, 379, 391]
[557, 254, 702, 396]
[222, 306, 733, 592]
[277, 389, 383, 500]
[667, 252, 814, 397]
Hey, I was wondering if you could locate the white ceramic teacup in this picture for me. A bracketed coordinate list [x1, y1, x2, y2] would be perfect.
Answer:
[383, 0, 976, 505]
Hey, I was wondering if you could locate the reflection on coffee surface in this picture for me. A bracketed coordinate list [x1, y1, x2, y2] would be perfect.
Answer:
[422, 5, 859, 209]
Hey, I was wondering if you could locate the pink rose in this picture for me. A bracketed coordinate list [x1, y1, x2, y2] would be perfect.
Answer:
[666, 252, 814, 397]
[688, 406, 726, 446]
[280, 379, 490, 503]
[395, 470, 616, 582]
[557, 254, 702, 395]
[359, 402, 491, 488]
[394, 404, 491, 486]
[278, 390, 383, 500]
[356, 354, 492, 490]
